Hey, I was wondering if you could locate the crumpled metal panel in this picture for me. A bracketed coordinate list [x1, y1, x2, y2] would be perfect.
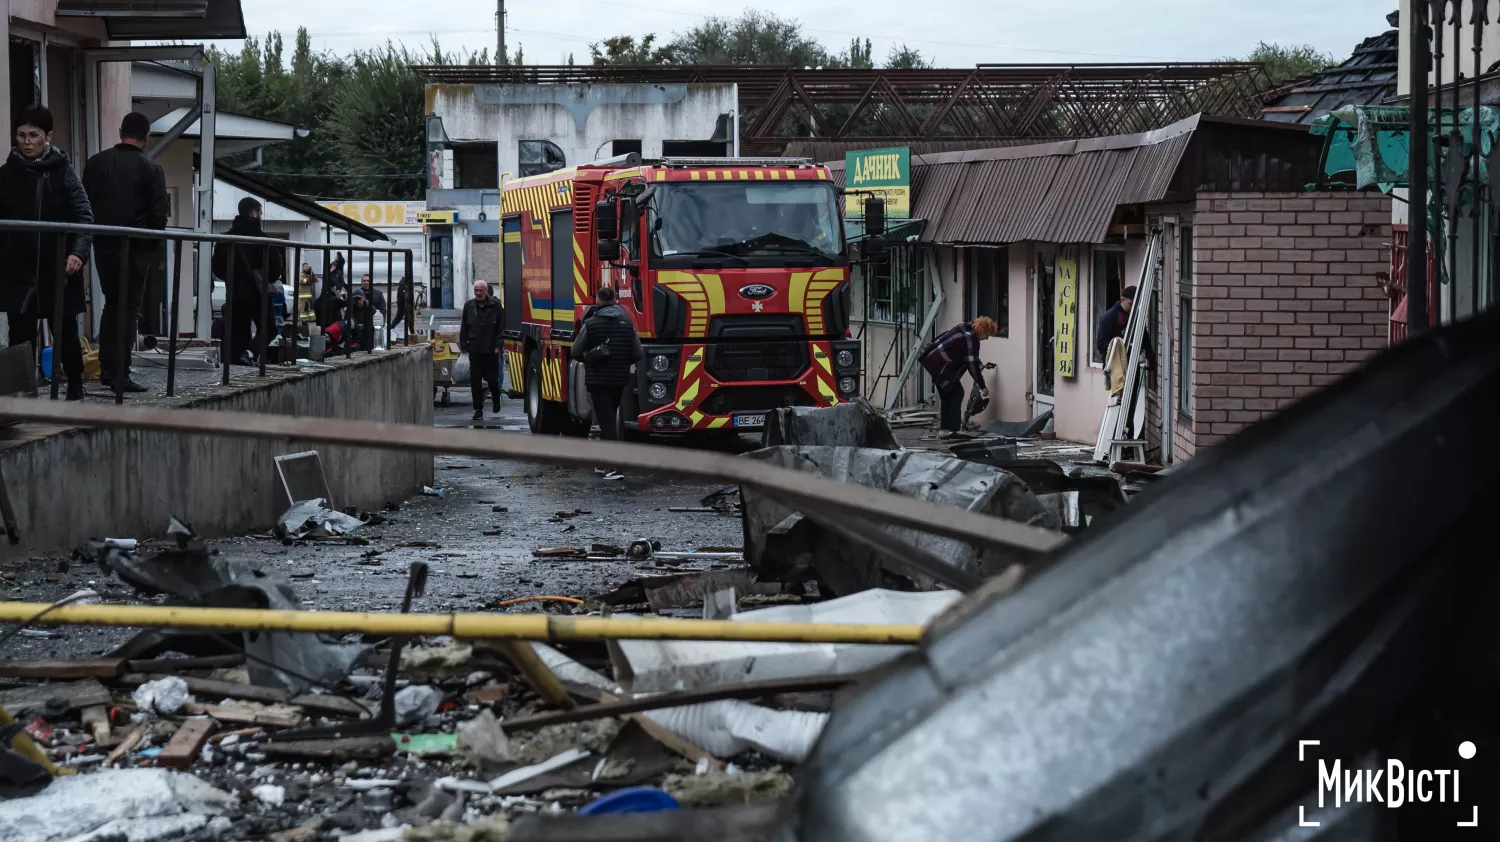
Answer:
[92, 538, 369, 692]
[780, 310, 1500, 841]
[762, 399, 900, 451]
[741, 446, 1055, 595]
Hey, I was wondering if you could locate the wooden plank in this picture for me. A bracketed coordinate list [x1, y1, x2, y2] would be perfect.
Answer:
[0, 679, 111, 713]
[120, 675, 371, 719]
[157, 718, 217, 768]
[260, 735, 396, 762]
[0, 659, 123, 679]
[81, 705, 111, 745]
[103, 728, 143, 766]
[126, 654, 245, 674]
[209, 727, 263, 744]
[497, 675, 853, 732]
[184, 703, 304, 729]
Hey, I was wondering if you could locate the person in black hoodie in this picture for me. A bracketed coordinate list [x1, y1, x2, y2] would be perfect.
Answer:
[84, 111, 169, 393]
[211, 197, 285, 364]
[314, 281, 346, 330]
[0, 106, 93, 400]
[460, 280, 503, 422]
[570, 286, 643, 457]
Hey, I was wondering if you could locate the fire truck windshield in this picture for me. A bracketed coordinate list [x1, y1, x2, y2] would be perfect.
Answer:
[650, 181, 843, 264]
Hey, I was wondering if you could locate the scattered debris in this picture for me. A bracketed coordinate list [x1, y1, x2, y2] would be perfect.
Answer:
[455, 709, 512, 771]
[491, 506, 508, 513]
[0, 768, 235, 842]
[277, 498, 366, 539]
[422, 486, 446, 497]
[763, 398, 900, 450]
[400, 540, 444, 549]
[663, 767, 794, 807]
[253, 782, 287, 806]
[394, 685, 443, 727]
[979, 410, 1053, 439]
[532, 547, 587, 559]
[157, 718, 217, 768]
[401, 642, 474, 681]
[741, 446, 1056, 594]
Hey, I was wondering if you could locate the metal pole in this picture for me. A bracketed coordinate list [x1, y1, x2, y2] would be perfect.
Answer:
[259, 248, 270, 377]
[1472, 0, 1486, 318]
[386, 251, 394, 350]
[167, 239, 183, 397]
[50, 257, 65, 401]
[1445, 2, 1464, 324]
[115, 238, 131, 405]
[1432, 0, 1446, 311]
[291, 246, 302, 360]
[1411, 3, 1433, 336]
[498, 0, 506, 66]
[405, 251, 414, 345]
[223, 246, 235, 385]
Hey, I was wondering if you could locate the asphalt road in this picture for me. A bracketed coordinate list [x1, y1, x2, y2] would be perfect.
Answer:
[1, 388, 749, 661]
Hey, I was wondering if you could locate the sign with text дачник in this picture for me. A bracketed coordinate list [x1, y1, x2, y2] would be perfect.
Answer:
[844, 147, 910, 219]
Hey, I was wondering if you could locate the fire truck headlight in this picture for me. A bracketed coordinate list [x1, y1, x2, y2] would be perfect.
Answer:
[838, 376, 858, 395]
[651, 354, 671, 373]
[836, 349, 855, 368]
[649, 382, 669, 401]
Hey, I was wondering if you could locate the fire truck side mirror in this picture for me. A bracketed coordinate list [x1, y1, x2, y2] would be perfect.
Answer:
[595, 199, 619, 241]
[598, 239, 622, 262]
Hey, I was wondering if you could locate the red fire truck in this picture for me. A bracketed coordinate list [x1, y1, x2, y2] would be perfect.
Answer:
[499, 155, 867, 437]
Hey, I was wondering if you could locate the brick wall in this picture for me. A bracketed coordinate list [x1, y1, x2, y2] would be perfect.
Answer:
[1187, 192, 1392, 449]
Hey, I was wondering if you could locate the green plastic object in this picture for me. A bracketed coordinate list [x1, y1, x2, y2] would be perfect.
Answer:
[391, 732, 459, 756]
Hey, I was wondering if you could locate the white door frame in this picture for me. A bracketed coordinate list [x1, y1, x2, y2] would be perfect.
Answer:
[1032, 244, 1056, 417]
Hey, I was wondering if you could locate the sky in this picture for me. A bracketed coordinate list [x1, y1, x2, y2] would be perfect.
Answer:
[218, 0, 1391, 67]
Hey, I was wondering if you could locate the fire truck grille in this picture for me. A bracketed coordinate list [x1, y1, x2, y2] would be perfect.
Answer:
[705, 341, 809, 383]
[699, 386, 816, 416]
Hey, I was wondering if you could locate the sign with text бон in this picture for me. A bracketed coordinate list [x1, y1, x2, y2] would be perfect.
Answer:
[844, 147, 910, 219]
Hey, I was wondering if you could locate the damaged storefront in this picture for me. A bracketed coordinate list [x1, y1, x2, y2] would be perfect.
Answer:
[836, 114, 1393, 462]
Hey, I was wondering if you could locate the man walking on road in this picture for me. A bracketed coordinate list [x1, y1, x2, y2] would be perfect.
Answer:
[571, 286, 643, 478]
[84, 111, 168, 392]
[920, 316, 996, 438]
[460, 280, 503, 423]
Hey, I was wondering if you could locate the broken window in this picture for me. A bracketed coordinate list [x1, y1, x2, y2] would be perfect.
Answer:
[1091, 247, 1125, 365]
[966, 248, 1008, 336]
[518, 140, 566, 178]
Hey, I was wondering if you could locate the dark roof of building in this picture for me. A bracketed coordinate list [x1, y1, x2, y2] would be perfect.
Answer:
[1260, 30, 1398, 126]
[217, 167, 390, 242]
[56, 0, 246, 40]
[785, 139, 1042, 164]
[827, 115, 1323, 246]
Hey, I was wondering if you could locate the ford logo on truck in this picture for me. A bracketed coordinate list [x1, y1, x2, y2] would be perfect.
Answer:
[739, 284, 775, 300]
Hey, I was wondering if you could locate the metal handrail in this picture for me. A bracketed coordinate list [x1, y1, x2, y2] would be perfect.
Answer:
[0, 219, 416, 401]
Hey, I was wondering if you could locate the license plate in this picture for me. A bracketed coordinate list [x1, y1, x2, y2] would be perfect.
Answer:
[733, 414, 766, 428]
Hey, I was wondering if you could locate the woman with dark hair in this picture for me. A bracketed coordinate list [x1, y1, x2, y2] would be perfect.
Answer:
[0, 105, 93, 399]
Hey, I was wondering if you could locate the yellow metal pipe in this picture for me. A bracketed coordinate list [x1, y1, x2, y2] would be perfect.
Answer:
[0, 603, 926, 646]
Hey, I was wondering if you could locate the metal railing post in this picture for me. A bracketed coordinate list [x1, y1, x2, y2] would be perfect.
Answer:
[223, 246, 235, 386]
[291, 246, 302, 360]
[404, 250, 414, 345]
[167, 239, 183, 397]
[115, 237, 131, 405]
[1410, 2, 1432, 335]
[386, 251, 394, 350]
[50, 257, 65, 400]
[259, 248, 270, 377]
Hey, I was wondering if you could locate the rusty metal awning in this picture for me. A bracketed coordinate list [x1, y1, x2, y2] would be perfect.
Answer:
[216, 167, 390, 243]
[57, 0, 245, 40]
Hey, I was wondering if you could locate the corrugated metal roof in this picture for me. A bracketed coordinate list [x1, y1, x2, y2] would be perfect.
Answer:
[1260, 31, 1398, 126]
[827, 115, 1201, 245]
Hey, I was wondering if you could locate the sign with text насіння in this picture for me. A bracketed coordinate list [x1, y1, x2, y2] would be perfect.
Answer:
[1056, 245, 1079, 378]
[844, 147, 910, 219]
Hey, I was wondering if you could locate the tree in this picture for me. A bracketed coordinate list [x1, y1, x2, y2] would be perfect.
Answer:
[834, 38, 874, 70]
[589, 33, 676, 65]
[1240, 41, 1334, 86]
[668, 10, 831, 66]
[885, 44, 931, 70]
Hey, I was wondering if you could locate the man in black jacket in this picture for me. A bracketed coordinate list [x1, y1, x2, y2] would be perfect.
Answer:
[0, 106, 93, 400]
[1094, 285, 1156, 371]
[212, 198, 285, 364]
[571, 286, 643, 458]
[460, 280, 503, 422]
[84, 111, 168, 393]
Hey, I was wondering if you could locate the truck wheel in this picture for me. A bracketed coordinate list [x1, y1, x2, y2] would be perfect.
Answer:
[525, 351, 571, 435]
